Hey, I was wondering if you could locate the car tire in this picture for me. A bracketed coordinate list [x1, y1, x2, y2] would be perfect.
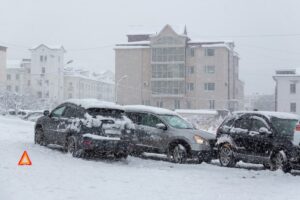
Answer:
[114, 152, 128, 160]
[168, 144, 188, 164]
[219, 143, 236, 167]
[67, 136, 83, 158]
[270, 150, 292, 173]
[34, 127, 47, 146]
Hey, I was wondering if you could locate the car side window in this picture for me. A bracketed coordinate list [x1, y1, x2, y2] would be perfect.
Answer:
[51, 106, 66, 118]
[234, 117, 250, 131]
[251, 117, 269, 132]
[63, 105, 84, 118]
[126, 112, 143, 124]
[141, 114, 163, 128]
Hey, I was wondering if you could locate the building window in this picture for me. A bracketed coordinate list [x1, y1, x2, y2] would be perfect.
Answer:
[204, 65, 215, 74]
[45, 92, 49, 98]
[152, 47, 185, 62]
[187, 66, 195, 75]
[187, 48, 195, 57]
[6, 74, 11, 80]
[209, 100, 215, 109]
[40, 56, 43, 62]
[6, 85, 11, 91]
[187, 101, 191, 109]
[68, 93, 73, 98]
[15, 86, 19, 92]
[290, 83, 296, 94]
[205, 48, 215, 56]
[204, 83, 215, 91]
[152, 64, 185, 78]
[187, 82, 194, 91]
[44, 56, 47, 62]
[151, 80, 185, 95]
[45, 80, 49, 85]
[290, 102, 296, 113]
[174, 99, 180, 109]
[42, 67, 46, 74]
[27, 68, 31, 73]
[37, 91, 42, 98]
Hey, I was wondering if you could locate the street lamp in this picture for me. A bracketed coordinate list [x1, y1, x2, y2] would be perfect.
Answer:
[115, 75, 127, 103]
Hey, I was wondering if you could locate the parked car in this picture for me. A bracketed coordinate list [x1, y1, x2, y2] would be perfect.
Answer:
[34, 99, 135, 159]
[23, 111, 44, 122]
[216, 111, 300, 172]
[124, 105, 216, 163]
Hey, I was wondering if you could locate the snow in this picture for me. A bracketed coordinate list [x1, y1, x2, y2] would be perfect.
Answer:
[234, 111, 300, 120]
[30, 44, 65, 51]
[175, 109, 218, 115]
[124, 105, 177, 115]
[6, 60, 21, 69]
[1, 116, 300, 200]
[114, 46, 150, 49]
[65, 98, 123, 110]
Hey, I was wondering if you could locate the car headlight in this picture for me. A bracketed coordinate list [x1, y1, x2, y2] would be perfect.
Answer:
[194, 135, 206, 144]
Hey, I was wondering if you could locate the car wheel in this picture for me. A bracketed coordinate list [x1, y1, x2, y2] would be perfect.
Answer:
[67, 136, 83, 158]
[34, 127, 47, 146]
[169, 144, 187, 164]
[219, 143, 236, 167]
[114, 152, 128, 160]
[270, 151, 291, 173]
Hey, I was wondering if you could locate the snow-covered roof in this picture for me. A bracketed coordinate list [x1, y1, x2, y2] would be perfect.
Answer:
[30, 44, 66, 52]
[124, 105, 177, 115]
[175, 109, 218, 115]
[64, 67, 114, 84]
[65, 99, 123, 110]
[6, 60, 21, 69]
[114, 46, 150, 50]
[234, 111, 300, 120]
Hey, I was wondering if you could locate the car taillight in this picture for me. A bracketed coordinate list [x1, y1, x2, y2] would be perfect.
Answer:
[295, 124, 300, 131]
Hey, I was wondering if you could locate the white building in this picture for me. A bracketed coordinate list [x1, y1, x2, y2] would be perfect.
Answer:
[273, 69, 300, 114]
[64, 67, 115, 102]
[3, 44, 115, 108]
[29, 44, 66, 105]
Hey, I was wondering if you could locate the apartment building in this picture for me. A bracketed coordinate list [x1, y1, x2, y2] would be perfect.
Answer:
[0, 45, 7, 90]
[273, 69, 300, 114]
[115, 24, 244, 110]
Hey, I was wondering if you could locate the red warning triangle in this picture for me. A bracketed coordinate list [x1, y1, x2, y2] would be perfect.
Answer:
[18, 151, 32, 166]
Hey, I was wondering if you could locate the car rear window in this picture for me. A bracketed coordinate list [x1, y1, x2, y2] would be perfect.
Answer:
[271, 117, 298, 136]
[87, 108, 124, 119]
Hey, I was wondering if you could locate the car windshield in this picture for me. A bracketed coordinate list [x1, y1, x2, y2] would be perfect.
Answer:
[271, 117, 298, 135]
[160, 114, 194, 129]
[87, 108, 124, 119]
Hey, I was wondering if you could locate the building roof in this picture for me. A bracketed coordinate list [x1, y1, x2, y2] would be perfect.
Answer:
[126, 24, 187, 36]
[64, 66, 114, 84]
[30, 44, 66, 52]
[6, 60, 21, 69]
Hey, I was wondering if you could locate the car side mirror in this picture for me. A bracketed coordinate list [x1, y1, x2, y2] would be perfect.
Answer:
[156, 123, 167, 130]
[43, 110, 50, 116]
[259, 127, 272, 135]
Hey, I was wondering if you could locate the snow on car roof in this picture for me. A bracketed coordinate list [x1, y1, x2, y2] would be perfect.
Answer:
[124, 105, 177, 115]
[234, 111, 300, 120]
[175, 109, 218, 115]
[65, 99, 124, 110]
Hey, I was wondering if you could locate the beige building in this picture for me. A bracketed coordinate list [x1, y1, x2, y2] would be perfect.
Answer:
[115, 25, 244, 111]
[0, 45, 7, 90]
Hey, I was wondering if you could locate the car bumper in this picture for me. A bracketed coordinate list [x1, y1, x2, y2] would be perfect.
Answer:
[190, 143, 216, 160]
[79, 136, 133, 153]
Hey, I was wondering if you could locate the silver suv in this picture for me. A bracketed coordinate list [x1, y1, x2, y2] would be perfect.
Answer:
[124, 105, 216, 163]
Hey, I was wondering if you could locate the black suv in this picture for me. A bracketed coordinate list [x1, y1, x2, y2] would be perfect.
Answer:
[34, 99, 134, 159]
[216, 111, 300, 172]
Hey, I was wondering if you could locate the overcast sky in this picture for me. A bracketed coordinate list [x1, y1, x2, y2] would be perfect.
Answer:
[1, 0, 300, 95]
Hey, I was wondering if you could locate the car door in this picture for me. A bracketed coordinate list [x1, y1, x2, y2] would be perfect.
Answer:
[43, 105, 66, 144]
[249, 116, 273, 156]
[230, 115, 251, 152]
[125, 112, 148, 147]
[57, 104, 85, 146]
[139, 113, 166, 151]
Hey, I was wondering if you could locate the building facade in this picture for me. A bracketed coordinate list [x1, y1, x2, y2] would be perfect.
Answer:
[115, 25, 244, 110]
[0, 45, 7, 91]
[3, 44, 115, 109]
[273, 69, 300, 114]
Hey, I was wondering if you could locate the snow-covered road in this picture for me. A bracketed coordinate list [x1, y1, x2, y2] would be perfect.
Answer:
[1, 116, 300, 200]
